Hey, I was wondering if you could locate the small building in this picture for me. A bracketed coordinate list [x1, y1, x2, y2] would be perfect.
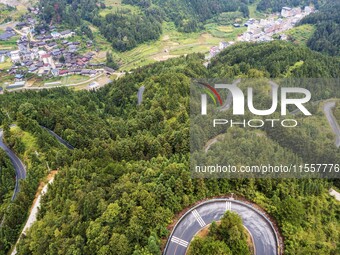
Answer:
[42, 54, 55, 68]
[51, 49, 62, 57]
[47, 42, 57, 49]
[59, 70, 69, 76]
[5, 27, 14, 33]
[0, 50, 9, 56]
[281, 7, 292, 18]
[10, 50, 21, 62]
[81, 69, 91, 75]
[51, 69, 59, 77]
[15, 74, 24, 80]
[7, 81, 26, 89]
[209, 46, 220, 58]
[68, 45, 78, 53]
[103, 66, 115, 74]
[51, 31, 61, 39]
[24, 60, 33, 66]
[35, 35, 44, 40]
[304, 6, 312, 14]
[45, 35, 53, 40]
[0, 31, 15, 41]
[219, 41, 228, 50]
[60, 30, 74, 38]
[16, 22, 28, 29]
[28, 66, 38, 73]
[89, 82, 99, 89]
[37, 41, 47, 47]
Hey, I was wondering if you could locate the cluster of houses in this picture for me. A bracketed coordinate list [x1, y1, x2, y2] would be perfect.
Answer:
[238, 6, 315, 42]
[207, 5, 315, 60]
[0, 7, 119, 92]
[209, 41, 235, 58]
[3, 32, 99, 78]
[0, 27, 16, 41]
[0, 15, 111, 90]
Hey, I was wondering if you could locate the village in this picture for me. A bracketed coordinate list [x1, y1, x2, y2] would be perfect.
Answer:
[0, 5, 316, 92]
[0, 7, 116, 92]
[208, 5, 315, 58]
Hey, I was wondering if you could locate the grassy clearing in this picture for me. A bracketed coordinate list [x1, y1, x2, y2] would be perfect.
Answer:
[0, 58, 12, 69]
[285, 24, 315, 45]
[248, 0, 266, 19]
[115, 22, 242, 70]
[204, 23, 246, 39]
[10, 126, 40, 166]
[99, 0, 140, 17]
[104, 0, 121, 6]
[32, 75, 90, 87]
[0, 4, 27, 23]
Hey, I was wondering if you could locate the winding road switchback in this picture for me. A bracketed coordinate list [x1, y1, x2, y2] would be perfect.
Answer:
[164, 199, 280, 255]
[323, 101, 340, 148]
[0, 129, 26, 200]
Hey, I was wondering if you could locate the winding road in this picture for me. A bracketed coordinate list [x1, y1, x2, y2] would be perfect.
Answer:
[0, 125, 73, 253]
[0, 125, 73, 204]
[164, 199, 280, 255]
[323, 101, 340, 148]
[0, 129, 26, 200]
[137, 86, 145, 105]
[41, 126, 74, 150]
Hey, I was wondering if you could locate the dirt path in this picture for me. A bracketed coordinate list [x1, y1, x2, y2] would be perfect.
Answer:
[329, 189, 340, 202]
[11, 171, 57, 255]
[204, 134, 225, 153]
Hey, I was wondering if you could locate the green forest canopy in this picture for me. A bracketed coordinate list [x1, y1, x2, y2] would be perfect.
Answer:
[299, 0, 340, 56]
[0, 41, 339, 255]
[188, 211, 250, 255]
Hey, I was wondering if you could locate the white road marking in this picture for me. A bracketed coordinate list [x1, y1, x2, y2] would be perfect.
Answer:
[171, 236, 188, 247]
[226, 201, 231, 211]
[192, 209, 206, 227]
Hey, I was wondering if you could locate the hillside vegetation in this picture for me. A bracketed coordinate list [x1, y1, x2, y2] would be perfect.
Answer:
[299, 0, 340, 56]
[0, 41, 339, 255]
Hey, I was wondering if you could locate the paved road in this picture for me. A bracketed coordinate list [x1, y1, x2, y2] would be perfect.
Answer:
[219, 79, 240, 111]
[164, 199, 279, 255]
[0, 125, 72, 203]
[137, 86, 145, 105]
[41, 126, 74, 150]
[323, 101, 340, 148]
[0, 129, 26, 200]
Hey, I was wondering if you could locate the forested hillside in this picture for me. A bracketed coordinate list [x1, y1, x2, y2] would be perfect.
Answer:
[0, 42, 339, 255]
[0, 115, 70, 254]
[123, 0, 250, 32]
[37, 0, 250, 51]
[299, 0, 340, 56]
[0, 151, 15, 223]
[210, 41, 340, 79]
